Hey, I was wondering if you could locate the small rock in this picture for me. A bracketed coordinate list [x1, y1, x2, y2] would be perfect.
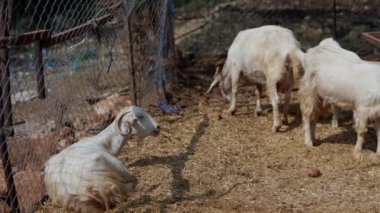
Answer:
[307, 167, 322, 177]
[58, 139, 67, 149]
[74, 130, 87, 139]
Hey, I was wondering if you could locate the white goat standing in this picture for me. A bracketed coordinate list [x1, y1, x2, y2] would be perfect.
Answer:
[206, 25, 305, 132]
[319, 38, 361, 129]
[300, 38, 380, 159]
[43, 106, 160, 212]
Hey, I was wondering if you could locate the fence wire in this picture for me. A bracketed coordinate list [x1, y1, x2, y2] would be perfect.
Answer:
[128, 0, 177, 109]
[175, 0, 380, 62]
[0, 0, 176, 212]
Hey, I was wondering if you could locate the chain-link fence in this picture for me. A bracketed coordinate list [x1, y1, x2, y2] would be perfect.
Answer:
[129, 0, 178, 110]
[0, 0, 176, 212]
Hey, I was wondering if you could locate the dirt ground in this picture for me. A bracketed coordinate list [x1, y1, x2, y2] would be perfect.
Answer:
[35, 75, 380, 213]
[38, 51, 380, 212]
[110, 1, 380, 209]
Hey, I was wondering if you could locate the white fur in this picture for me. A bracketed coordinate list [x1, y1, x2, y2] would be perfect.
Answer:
[206, 25, 305, 132]
[300, 38, 380, 159]
[43, 106, 160, 212]
[319, 38, 361, 128]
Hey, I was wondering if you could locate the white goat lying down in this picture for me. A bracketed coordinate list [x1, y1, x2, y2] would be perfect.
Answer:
[206, 25, 305, 132]
[300, 38, 380, 159]
[43, 106, 160, 212]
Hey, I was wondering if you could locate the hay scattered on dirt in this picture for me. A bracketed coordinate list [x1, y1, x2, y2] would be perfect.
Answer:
[106, 81, 380, 212]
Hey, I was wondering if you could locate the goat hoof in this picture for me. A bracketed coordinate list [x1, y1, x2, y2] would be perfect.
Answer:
[272, 120, 282, 132]
[282, 119, 289, 126]
[227, 109, 236, 115]
[353, 149, 363, 161]
[271, 125, 281, 133]
[305, 142, 314, 148]
[254, 109, 263, 117]
[331, 121, 339, 128]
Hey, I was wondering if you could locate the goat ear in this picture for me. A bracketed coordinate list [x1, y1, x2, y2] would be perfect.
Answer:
[205, 66, 222, 94]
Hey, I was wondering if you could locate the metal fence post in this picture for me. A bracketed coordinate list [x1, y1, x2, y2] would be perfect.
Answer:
[35, 41, 46, 99]
[127, 15, 137, 106]
[0, 0, 13, 135]
[333, 0, 337, 38]
[0, 0, 20, 212]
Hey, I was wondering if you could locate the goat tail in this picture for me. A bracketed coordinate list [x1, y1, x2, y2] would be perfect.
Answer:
[205, 62, 223, 94]
[288, 49, 304, 81]
[299, 73, 319, 120]
[206, 65, 222, 94]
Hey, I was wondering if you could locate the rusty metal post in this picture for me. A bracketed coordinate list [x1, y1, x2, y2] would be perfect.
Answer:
[0, 0, 13, 134]
[166, 0, 177, 87]
[34, 41, 46, 98]
[127, 15, 137, 106]
[333, 0, 337, 38]
[0, 48, 13, 133]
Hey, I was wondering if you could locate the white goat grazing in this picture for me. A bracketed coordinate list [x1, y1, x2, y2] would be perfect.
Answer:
[300, 37, 380, 159]
[206, 25, 305, 132]
[43, 106, 160, 212]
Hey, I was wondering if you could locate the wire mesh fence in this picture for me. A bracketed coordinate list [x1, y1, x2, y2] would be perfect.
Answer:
[0, 0, 176, 212]
[128, 0, 178, 110]
[175, 0, 380, 65]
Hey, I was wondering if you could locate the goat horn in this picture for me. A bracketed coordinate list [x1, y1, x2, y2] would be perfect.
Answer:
[116, 110, 133, 136]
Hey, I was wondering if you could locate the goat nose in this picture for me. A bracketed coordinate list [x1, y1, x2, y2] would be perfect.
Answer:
[156, 125, 160, 130]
